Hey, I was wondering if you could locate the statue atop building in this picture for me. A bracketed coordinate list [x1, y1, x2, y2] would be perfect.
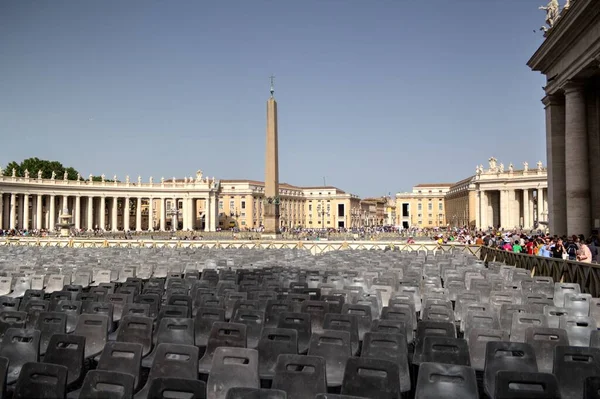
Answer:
[523, 161, 529, 172]
[125, 175, 130, 184]
[499, 163, 504, 173]
[508, 163, 514, 173]
[539, 0, 559, 32]
[38, 170, 42, 179]
[88, 174, 92, 182]
[488, 157, 498, 172]
[12, 168, 16, 178]
[196, 170, 203, 181]
[51, 171, 56, 180]
[76, 173, 81, 181]
[113, 175, 117, 182]
[138, 176, 142, 184]
[476, 165, 481, 175]
[149, 176, 153, 184]
[24, 169, 29, 178]
[101, 174, 105, 183]
[537, 160, 543, 171]
[63, 171, 68, 180]
[161, 177, 165, 184]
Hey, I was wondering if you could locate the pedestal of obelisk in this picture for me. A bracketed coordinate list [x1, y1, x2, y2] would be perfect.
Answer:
[262, 79, 280, 239]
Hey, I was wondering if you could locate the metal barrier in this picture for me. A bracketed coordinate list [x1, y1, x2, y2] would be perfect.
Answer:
[480, 246, 600, 297]
[0, 237, 481, 257]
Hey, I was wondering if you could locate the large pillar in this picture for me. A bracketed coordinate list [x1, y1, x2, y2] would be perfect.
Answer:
[111, 197, 118, 232]
[204, 197, 211, 232]
[17, 195, 24, 229]
[523, 189, 530, 229]
[9, 194, 17, 230]
[500, 190, 509, 229]
[171, 198, 178, 231]
[564, 82, 590, 236]
[0, 194, 3, 230]
[99, 196, 106, 231]
[74, 196, 81, 230]
[182, 198, 188, 231]
[49, 195, 56, 231]
[22, 194, 29, 230]
[160, 198, 166, 231]
[87, 197, 93, 231]
[264, 85, 280, 235]
[136, 197, 142, 232]
[479, 191, 487, 230]
[210, 194, 217, 231]
[148, 197, 154, 231]
[36, 195, 43, 230]
[123, 197, 130, 231]
[543, 94, 567, 235]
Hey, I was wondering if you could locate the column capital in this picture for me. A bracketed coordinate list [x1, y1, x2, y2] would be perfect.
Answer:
[562, 80, 586, 95]
[542, 93, 564, 107]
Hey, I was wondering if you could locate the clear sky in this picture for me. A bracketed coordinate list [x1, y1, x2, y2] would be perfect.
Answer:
[0, 0, 549, 197]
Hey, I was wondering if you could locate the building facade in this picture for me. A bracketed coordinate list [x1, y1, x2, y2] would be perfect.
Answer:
[528, 0, 600, 236]
[395, 184, 452, 229]
[445, 158, 548, 230]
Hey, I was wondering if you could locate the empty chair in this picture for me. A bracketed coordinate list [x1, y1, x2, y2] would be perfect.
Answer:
[73, 313, 108, 358]
[12, 362, 67, 399]
[499, 304, 532, 331]
[226, 387, 286, 399]
[361, 332, 411, 393]
[525, 327, 569, 374]
[54, 300, 81, 333]
[207, 347, 259, 399]
[553, 283, 580, 307]
[142, 317, 194, 367]
[0, 310, 27, 336]
[342, 304, 372, 341]
[135, 293, 161, 318]
[463, 310, 500, 337]
[115, 315, 153, 357]
[543, 306, 570, 329]
[412, 321, 456, 365]
[81, 302, 114, 332]
[76, 370, 135, 399]
[494, 370, 560, 399]
[323, 313, 359, 356]
[148, 378, 207, 399]
[98, 344, 141, 383]
[271, 354, 327, 399]
[198, 322, 247, 374]
[277, 312, 311, 354]
[419, 336, 470, 366]
[0, 297, 20, 312]
[121, 302, 150, 318]
[194, 307, 226, 349]
[340, 357, 401, 399]
[232, 309, 265, 349]
[484, 341, 538, 398]
[371, 318, 412, 344]
[553, 345, 600, 399]
[0, 328, 40, 385]
[135, 343, 199, 399]
[257, 328, 298, 380]
[42, 333, 85, 388]
[560, 315, 596, 346]
[308, 330, 351, 387]
[22, 299, 50, 329]
[414, 362, 478, 399]
[300, 301, 329, 334]
[36, 312, 67, 357]
[510, 313, 548, 343]
[264, 300, 294, 328]
[157, 305, 189, 322]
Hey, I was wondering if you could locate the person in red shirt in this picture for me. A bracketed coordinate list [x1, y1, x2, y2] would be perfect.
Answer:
[525, 238, 535, 255]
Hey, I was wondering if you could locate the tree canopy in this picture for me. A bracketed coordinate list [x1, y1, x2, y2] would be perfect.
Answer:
[2, 158, 79, 180]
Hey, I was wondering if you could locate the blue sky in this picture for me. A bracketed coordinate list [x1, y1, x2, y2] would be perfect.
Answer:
[0, 0, 549, 197]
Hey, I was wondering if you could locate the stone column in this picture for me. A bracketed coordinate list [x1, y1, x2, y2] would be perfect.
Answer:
[190, 198, 196, 230]
[543, 94, 567, 235]
[500, 190, 509, 229]
[111, 198, 118, 232]
[74, 196, 81, 230]
[160, 198, 166, 231]
[17, 195, 24, 229]
[210, 194, 217, 231]
[182, 198, 188, 231]
[49, 195, 56, 231]
[523, 189, 530, 229]
[22, 194, 29, 230]
[148, 197, 154, 231]
[87, 197, 94, 231]
[0, 194, 3, 230]
[204, 197, 211, 232]
[9, 194, 16, 229]
[100, 196, 106, 231]
[136, 197, 142, 232]
[123, 197, 130, 231]
[564, 82, 590, 235]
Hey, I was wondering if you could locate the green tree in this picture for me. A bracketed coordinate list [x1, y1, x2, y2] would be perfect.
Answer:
[2, 157, 80, 179]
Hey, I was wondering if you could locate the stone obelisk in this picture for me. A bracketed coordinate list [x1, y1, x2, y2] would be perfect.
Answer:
[263, 76, 280, 238]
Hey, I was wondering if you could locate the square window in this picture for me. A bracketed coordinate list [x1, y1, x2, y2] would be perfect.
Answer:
[241, 201, 246, 209]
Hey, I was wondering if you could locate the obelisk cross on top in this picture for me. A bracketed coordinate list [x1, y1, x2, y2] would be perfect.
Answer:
[263, 75, 280, 236]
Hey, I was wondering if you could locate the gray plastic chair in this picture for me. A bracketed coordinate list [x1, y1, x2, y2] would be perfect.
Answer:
[524, 327, 568, 374]
[207, 347, 259, 399]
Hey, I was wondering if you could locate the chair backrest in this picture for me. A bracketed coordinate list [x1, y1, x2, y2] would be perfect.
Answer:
[43, 333, 85, 387]
[553, 345, 600, 399]
[257, 328, 298, 380]
[323, 313, 359, 355]
[73, 313, 109, 358]
[483, 341, 538, 398]
[97, 341, 143, 390]
[199, 322, 247, 374]
[494, 370, 560, 399]
[499, 304, 532, 331]
[12, 362, 68, 399]
[340, 357, 401, 399]
[271, 354, 327, 399]
[225, 387, 286, 399]
[121, 302, 150, 318]
[420, 336, 470, 366]
[54, 299, 81, 334]
[371, 318, 412, 344]
[194, 307, 225, 348]
[510, 313, 548, 343]
[115, 315, 153, 357]
[0, 310, 27, 336]
[148, 377, 207, 399]
[154, 317, 194, 346]
[414, 362, 478, 399]
[524, 327, 569, 374]
[361, 332, 410, 393]
[77, 369, 135, 399]
[308, 330, 351, 387]
[264, 300, 294, 328]
[206, 347, 259, 399]
[277, 312, 311, 354]
[0, 327, 40, 384]
[148, 343, 200, 381]
[412, 321, 456, 365]
[342, 304, 372, 341]
[232, 309, 266, 349]
[559, 315, 596, 346]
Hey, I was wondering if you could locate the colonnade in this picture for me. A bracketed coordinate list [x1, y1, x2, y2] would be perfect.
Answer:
[477, 188, 548, 230]
[0, 192, 219, 232]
